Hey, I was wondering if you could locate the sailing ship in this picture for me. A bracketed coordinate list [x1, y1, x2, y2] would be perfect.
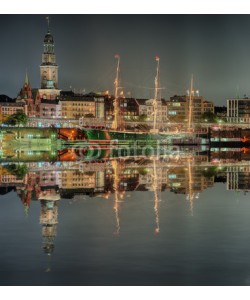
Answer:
[77, 55, 170, 144]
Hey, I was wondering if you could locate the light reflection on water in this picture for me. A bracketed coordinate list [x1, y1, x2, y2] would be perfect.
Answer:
[1, 152, 250, 285]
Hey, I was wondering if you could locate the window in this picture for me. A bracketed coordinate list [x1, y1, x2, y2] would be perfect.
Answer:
[168, 174, 177, 179]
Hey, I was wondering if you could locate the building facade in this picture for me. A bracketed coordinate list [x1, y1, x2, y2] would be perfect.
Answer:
[167, 95, 214, 123]
[60, 91, 105, 120]
[39, 25, 60, 100]
[227, 97, 250, 123]
[0, 102, 27, 123]
[136, 98, 168, 123]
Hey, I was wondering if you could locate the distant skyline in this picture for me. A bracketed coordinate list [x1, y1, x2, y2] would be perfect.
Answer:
[1, 14, 250, 105]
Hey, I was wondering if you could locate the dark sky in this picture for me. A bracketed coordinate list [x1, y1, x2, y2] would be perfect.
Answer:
[1, 14, 250, 105]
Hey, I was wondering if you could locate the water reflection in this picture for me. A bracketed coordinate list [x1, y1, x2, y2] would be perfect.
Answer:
[2, 149, 250, 284]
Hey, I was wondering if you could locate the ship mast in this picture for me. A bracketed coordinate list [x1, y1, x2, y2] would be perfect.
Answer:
[151, 56, 160, 133]
[112, 55, 120, 131]
[188, 74, 194, 132]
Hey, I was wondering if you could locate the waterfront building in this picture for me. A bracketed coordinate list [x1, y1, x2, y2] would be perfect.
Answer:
[40, 99, 61, 118]
[227, 97, 250, 123]
[60, 91, 105, 120]
[167, 95, 214, 123]
[137, 98, 168, 123]
[120, 98, 140, 120]
[214, 105, 227, 118]
[0, 100, 27, 123]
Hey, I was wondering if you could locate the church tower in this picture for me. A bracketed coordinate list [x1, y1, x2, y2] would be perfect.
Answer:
[39, 17, 60, 100]
[19, 71, 33, 102]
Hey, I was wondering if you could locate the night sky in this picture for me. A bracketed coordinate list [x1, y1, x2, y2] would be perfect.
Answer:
[1, 14, 250, 105]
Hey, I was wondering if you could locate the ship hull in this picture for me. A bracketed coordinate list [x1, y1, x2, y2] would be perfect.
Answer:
[82, 128, 167, 143]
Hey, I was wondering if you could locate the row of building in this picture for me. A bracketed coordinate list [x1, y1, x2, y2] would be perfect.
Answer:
[0, 23, 217, 127]
[2, 23, 250, 126]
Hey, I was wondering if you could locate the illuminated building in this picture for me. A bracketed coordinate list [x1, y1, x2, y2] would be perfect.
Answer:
[40, 99, 61, 118]
[38, 18, 60, 100]
[60, 91, 104, 120]
[16, 73, 40, 118]
[227, 97, 250, 123]
[227, 165, 250, 192]
[137, 99, 168, 123]
[17, 19, 61, 119]
[0, 95, 27, 122]
[167, 95, 214, 123]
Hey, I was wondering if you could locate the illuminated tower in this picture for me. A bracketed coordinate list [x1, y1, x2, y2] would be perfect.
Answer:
[39, 17, 60, 100]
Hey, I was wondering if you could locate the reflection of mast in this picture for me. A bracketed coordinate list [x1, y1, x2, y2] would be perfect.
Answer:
[112, 160, 121, 235]
[187, 157, 194, 216]
[152, 158, 160, 234]
[112, 55, 121, 131]
[152, 56, 161, 133]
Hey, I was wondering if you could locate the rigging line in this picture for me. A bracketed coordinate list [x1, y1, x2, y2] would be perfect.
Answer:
[123, 82, 166, 91]
[90, 62, 118, 92]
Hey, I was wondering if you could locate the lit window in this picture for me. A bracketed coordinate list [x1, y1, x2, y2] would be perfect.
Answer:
[168, 174, 177, 179]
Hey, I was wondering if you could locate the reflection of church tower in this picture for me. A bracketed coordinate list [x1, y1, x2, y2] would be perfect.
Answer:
[40, 199, 59, 255]
[39, 17, 60, 100]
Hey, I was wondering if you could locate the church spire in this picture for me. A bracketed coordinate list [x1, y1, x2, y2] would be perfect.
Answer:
[24, 69, 29, 86]
[46, 16, 50, 32]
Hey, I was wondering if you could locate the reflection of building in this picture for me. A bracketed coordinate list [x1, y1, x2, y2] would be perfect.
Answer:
[18, 172, 40, 214]
[168, 166, 214, 195]
[227, 166, 250, 192]
[40, 199, 59, 255]
[39, 166, 60, 255]
[60, 168, 105, 198]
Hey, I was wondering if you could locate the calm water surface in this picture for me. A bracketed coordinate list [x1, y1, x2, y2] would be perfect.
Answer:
[1, 176, 250, 285]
